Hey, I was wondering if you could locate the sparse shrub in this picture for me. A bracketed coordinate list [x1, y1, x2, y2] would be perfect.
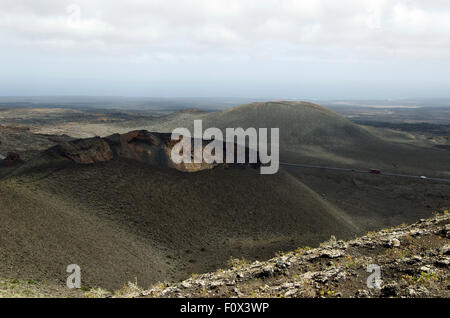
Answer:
[385, 248, 408, 259]
[83, 288, 111, 298]
[227, 256, 249, 269]
[343, 255, 360, 269]
[401, 272, 439, 286]
[319, 289, 335, 297]
[80, 285, 91, 292]
[114, 279, 143, 298]
[294, 246, 312, 255]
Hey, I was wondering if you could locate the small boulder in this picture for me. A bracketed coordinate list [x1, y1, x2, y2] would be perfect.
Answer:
[392, 238, 401, 247]
[4, 152, 23, 167]
[381, 283, 399, 297]
[382, 238, 401, 248]
[420, 265, 433, 273]
[284, 289, 298, 297]
[441, 245, 450, 255]
[435, 257, 450, 267]
[355, 290, 370, 298]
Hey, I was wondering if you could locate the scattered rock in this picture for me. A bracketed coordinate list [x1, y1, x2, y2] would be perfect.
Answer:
[181, 281, 192, 289]
[355, 290, 370, 298]
[435, 257, 450, 267]
[407, 286, 429, 297]
[444, 225, 450, 238]
[209, 281, 223, 289]
[284, 289, 298, 297]
[320, 249, 345, 259]
[410, 230, 423, 237]
[381, 283, 400, 297]
[255, 266, 274, 278]
[137, 214, 450, 299]
[441, 245, 450, 255]
[382, 237, 401, 248]
[313, 268, 341, 283]
[403, 255, 423, 265]
[420, 265, 432, 273]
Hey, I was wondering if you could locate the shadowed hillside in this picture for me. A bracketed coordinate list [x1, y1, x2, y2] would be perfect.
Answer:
[0, 149, 358, 289]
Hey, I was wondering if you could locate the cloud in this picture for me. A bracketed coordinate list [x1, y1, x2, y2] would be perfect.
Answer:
[0, 0, 449, 60]
[1, 0, 450, 98]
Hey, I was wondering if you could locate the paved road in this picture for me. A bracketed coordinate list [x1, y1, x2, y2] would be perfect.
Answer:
[279, 162, 450, 184]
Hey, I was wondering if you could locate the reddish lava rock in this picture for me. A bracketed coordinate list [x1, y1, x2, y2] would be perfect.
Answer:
[5, 152, 23, 167]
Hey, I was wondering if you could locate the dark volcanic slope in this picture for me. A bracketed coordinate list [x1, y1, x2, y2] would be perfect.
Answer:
[155, 101, 450, 177]
[0, 153, 358, 289]
[285, 166, 450, 232]
[202, 101, 377, 147]
[149, 101, 376, 147]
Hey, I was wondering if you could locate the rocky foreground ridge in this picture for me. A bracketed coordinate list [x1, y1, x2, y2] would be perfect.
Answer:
[111, 212, 449, 298]
[1, 213, 448, 298]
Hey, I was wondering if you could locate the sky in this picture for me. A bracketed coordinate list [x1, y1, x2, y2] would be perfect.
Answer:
[0, 0, 450, 99]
